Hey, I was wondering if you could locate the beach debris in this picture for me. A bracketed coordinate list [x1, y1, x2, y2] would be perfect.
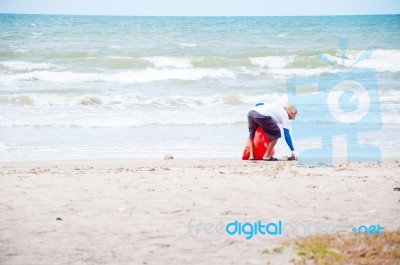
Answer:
[56, 217, 62, 221]
[280, 155, 297, 161]
[163, 153, 174, 160]
[393, 187, 400, 191]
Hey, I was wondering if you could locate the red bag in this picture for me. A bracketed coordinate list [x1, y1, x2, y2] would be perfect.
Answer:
[242, 127, 275, 160]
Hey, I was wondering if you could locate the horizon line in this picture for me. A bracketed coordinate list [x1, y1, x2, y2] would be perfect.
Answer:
[1, 12, 399, 17]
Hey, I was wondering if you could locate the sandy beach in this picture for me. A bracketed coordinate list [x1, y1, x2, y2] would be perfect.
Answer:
[1, 158, 399, 264]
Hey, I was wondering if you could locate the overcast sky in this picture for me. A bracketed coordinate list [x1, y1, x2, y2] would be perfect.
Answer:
[0, 0, 399, 16]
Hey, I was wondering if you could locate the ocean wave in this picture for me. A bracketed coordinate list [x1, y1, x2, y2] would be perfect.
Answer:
[192, 56, 253, 68]
[0, 116, 246, 128]
[248, 49, 400, 73]
[0, 68, 236, 84]
[1, 90, 397, 108]
[320, 49, 400, 73]
[295, 113, 399, 126]
[265, 67, 341, 76]
[352, 49, 400, 73]
[249, 56, 295, 68]
[1, 112, 398, 128]
[81, 56, 152, 69]
[105, 56, 133, 60]
[180, 43, 196, 47]
[0, 92, 286, 107]
[141, 56, 193, 68]
[1, 92, 398, 128]
[0, 61, 56, 71]
[2, 49, 397, 75]
[13, 49, 28, 53]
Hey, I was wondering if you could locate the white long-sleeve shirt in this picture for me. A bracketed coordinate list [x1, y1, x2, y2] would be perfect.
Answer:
[251, 103, 290, 129]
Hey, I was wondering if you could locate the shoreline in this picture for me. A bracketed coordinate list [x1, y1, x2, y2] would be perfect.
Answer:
[1, 156, 398, 165]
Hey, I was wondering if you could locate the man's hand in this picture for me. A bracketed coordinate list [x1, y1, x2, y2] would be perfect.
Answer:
[288, 151, 297, 161]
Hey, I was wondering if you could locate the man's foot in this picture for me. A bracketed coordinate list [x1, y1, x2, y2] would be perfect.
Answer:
[262, 157, 278, 161]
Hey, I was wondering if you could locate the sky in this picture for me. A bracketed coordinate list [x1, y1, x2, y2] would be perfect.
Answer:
[0, 0, 399, 16]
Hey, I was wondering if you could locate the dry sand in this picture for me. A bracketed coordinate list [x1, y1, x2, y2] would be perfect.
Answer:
[1, 158, 399, 264]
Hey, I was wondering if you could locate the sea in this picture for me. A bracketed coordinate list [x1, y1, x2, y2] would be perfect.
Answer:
[0, 14, 399, 161]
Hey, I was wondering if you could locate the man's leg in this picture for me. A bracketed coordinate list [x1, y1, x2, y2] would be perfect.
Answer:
[247, 138, 255, 160]
[262, 139, 278, 160]
[247, 111, 258, 160]
[256, 116, 280, 160]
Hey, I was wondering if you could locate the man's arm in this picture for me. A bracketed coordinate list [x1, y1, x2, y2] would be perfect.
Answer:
[283, 128, 294, 151]
[284, 128, 297, 159]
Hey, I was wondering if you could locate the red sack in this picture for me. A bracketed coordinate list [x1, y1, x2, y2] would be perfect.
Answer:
[242, 127, 275, 160]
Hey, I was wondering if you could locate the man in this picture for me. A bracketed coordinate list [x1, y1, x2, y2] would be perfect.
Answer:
[247, 102, 297, 161]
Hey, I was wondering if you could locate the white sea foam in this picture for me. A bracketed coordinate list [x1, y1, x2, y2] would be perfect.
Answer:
[265, 67, 340, 76]
[0, 92, 282, 107]
[0, 61, 55, 71]
[0, 114, 245, 128]
[1, 110, 398, 128]
[141, 56, 193, 68]
[0, 68, 236, 84]
[322, 49, 400, 72]
[379, 90, 400, 103]
[13, 49, 28, 53]
[382, 114, 400, 125]
[249, 56, 294, 68]
[0, 90, 398, 128]
[249, 49, 400, 73]
[181, 43, 197, 47]
[352, 49, 400, 73]
[2, 90, 397, 109]
[105, 56, 134, 60]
